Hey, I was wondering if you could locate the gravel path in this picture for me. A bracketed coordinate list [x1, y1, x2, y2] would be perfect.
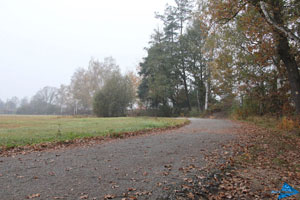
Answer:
[0, 118, 237, 200]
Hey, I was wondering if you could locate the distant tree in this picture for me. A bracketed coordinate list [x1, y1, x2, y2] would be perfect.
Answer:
[20, 97, 29, 107]
[4, 97, 19, 114]
[70, 57, 119, 114]
[126, 71, 141, 108]
[138, 29, 176, 110]
[30, 86, 59, 114]
[0, 99, 4, 114]
[93, 71, 135, 117]
[16, 97, 31, 114]
[57, 84, 73, 115]
[69, 68, 90, 113]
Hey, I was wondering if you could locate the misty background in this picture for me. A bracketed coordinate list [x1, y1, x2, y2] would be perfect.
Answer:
[0, 0, 168, 100]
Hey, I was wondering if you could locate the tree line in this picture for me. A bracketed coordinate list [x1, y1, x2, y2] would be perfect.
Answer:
[0, 57, 136, 116]
[138, 0, 300, 117]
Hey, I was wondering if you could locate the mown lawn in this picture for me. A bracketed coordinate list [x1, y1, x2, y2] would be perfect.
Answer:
[0, 115, 188, 148]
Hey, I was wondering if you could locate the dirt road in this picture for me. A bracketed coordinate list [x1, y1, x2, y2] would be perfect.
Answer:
[0, 118, 237, 200]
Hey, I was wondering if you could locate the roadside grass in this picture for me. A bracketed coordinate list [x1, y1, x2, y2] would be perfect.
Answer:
[243, 115, 300, 135]
[0, 115, 188, 148]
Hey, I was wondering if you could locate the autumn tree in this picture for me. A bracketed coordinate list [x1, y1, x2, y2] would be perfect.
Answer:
[210, 0, 300, 114]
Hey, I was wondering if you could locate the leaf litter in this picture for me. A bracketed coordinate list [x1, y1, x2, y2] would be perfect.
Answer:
[158, 120, 299, 199]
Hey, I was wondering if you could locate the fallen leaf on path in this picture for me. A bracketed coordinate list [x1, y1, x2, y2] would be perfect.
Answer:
[80, 194, 88, 199]
[48, 172, 55, 176]
[65, 167, 72, 171]
[128, 188, 136, 191]
[162, 171, 169, 176]
[112, 184, 119, 189]
[104, 194, 116, 199]
[164, 164, 172, 169]
[27, 193, 40, 199]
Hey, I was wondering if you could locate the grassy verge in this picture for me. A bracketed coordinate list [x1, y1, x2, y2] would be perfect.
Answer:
[244, 115, 300, 135]
[0, 115, 188, 148]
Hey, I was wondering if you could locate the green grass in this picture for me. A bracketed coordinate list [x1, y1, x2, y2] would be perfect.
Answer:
[244, 116, 279, 129]
[0, 115, 188, 148]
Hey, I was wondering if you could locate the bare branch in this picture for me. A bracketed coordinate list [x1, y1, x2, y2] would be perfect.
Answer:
[218, 2, 247, 25]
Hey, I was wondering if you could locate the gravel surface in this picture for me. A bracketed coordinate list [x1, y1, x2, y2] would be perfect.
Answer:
[0, 118, 237, 200]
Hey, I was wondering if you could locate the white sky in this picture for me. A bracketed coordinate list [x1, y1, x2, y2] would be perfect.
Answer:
[0, 0, 169, 100]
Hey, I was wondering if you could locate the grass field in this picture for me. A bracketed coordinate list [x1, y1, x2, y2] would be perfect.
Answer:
[0, 115, 187, 148]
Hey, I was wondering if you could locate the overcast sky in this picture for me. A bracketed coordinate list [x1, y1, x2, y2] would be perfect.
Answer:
[0, 0, 170, 100]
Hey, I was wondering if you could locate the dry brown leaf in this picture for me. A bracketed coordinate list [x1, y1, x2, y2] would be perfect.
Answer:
[104, 194, 116, 199]
[27, 193, 40, 199]
[80, 194, 88, 199]
[128, 188, 136, 191]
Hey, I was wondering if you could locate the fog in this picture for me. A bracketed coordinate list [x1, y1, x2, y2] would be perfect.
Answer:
[0, 0, 168, 100]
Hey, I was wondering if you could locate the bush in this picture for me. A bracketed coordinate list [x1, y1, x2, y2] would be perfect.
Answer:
[187, 108, 201, 117]
[93, 72, 135, 117]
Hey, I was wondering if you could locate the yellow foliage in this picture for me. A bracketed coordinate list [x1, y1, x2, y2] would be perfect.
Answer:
[277, 117, 300, 131]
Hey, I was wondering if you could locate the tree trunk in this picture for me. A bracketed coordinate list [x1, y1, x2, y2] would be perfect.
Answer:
[270, 2, 300, 114]
[204, 66, 210, 111]
[182, 74, 191, 111]
[277, 36, 300, 114]
[205, 80, 209, 111]
[179, 44, 191, 111]
[196, 89, 200, 112]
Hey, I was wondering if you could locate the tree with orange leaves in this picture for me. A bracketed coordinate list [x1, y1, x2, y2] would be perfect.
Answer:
[209, 0, 300, 114]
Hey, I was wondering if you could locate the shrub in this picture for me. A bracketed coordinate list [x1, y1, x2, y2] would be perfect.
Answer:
[93, 72, 135, 117]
